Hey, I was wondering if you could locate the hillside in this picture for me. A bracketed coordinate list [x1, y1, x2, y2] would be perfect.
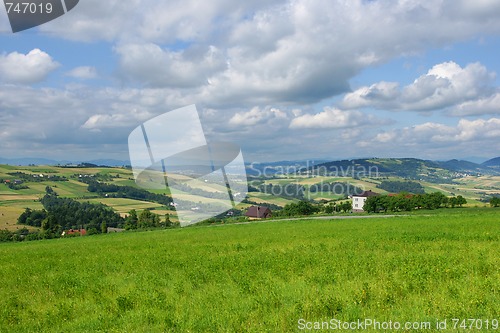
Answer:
[2, 160, 500, 229]
[436, 159, 498, 174]
[482, 157, 500, 169]
[0, 157, 129, 167]
[0, 164, 174, 230]
[307, 157, 499, 181]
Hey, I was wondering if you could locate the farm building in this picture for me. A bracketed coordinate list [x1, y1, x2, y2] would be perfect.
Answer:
[107, 227, 125, 233]
[62, 229, 87, 236]
[245, 206, 272, 219]
[351, 190, 379, 212]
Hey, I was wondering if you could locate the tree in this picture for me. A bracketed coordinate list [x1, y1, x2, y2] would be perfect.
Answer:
[17, 208, 32, 225]
[363, 196, 376, 213]
[393, 193, 413, 211]
[101, 221, 107, 234]
[364, 196, 390, 213]
[280, 201, 318, 216]
[45, 186, 57, 195]
[490, 197, 500, 207]
[323, 203, 336, 214]
[42, 215, 60, 235]
[377, 181, 425, 194]
[18, 208, 47, 227]
[456, 195, 467, 207]
[0, 230, 13, 242]
[424, 192, 447, 210]
[339, 201, 352, 213]
[138, 209, 159, 228]
[164, 214, 172, 227]
[125, 209, 138, 230]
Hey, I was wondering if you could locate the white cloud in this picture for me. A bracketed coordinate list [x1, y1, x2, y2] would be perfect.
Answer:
[372, 118, 500, 144]
[229, 106, 287, 126]
[342, 81, 400, 109]
[455, 118, 500, 140]
[3, 1, 500, 161]
[38, 0, 500, 46]
[40, 0, 285, 42]
[116, 43, 227, 88]
[354, 117, 500, 159]
[343, 61, 495, 112]
[38, 0, 500, 106]
[448, 93, 500, 116]
[289, 107, 384, 129]
[0, 49, 59, 84]
[81, 110, 153, 130]
[66, 66, 98, 79]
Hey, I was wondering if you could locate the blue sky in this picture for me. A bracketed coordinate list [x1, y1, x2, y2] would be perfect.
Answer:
[1, 0, 500, 163]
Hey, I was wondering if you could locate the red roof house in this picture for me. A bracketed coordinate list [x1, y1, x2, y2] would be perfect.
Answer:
[63, 229, 87, 236]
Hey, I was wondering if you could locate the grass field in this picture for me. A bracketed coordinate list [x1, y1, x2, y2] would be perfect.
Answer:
[0, 208, 498, 332]
[78, 198, 166, 215]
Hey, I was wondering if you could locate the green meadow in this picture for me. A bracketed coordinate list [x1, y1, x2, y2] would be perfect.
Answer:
[0, 209, 498, 332]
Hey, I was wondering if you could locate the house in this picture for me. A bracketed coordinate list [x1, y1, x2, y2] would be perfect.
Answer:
[245, 205, 272, 219]
[107, 227, 125, 233]
[62, 229, 87, 236]
[351, 190, 379, 212]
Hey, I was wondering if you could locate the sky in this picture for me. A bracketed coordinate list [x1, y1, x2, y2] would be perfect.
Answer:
[0, 0, 500, 164]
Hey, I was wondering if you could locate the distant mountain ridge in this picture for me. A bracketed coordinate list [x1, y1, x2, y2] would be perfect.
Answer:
[482, 157, 500, 169]
[0, 157, 130, 167]
[436, 159, 498, 174]
[1, 156, 499, 178]
[306, 157, 500, 182]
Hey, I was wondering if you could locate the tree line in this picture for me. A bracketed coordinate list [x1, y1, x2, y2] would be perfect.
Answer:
[258, 183, 306, 200]
[273, 199, 353, 217]
[123, 209, 174, 230]
[83, 179, 173, 207]
[17, 186, 124, 238]
[308, 181, 364, 196]
[363, 192, 467, 213]
[376, 180, 425, 194]
[3, 186, 177, 243]
[4, 171, 68, 182]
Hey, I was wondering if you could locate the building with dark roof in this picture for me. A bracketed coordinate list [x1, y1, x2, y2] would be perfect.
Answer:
[245, 206, 272, 219]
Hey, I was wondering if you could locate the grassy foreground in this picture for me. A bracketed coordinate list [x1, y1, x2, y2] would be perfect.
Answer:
[0, 209, 498, 332]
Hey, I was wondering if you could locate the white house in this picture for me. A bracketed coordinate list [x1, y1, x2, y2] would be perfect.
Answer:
[351, 190, 378, 212]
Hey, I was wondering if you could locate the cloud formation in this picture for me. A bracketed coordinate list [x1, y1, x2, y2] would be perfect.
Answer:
[44, 0, 500, 106]
[0, 49, 59, 84]
[289, 107, 385, 129]
[350, 117, 500, 159]
[66, 66, 98, 80]
[370, 118, 500, 148]
[115, 44, 227, 88]
[229, 107, 287, 126]
[2, 1, 500, 161]
[448, 93, 500, 116]
[343, 62, 496, 112]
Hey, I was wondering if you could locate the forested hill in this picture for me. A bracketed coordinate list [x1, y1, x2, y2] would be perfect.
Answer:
[304, 158, 500, 182]
[482, 157, 500, 169]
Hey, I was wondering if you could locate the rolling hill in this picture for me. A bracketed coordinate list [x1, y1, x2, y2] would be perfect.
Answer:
[482, 157, 500, 169]
[306, 157, 499, 182]
[1, 157, 499, 228]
